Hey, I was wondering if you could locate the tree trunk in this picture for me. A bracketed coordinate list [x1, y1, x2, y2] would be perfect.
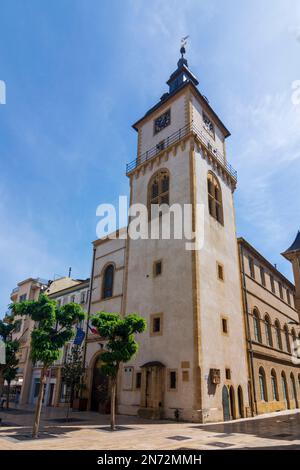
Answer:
[6, 380, 10, 409]
[32, 367, 46, 438]
[0, 373, 4, 399]
[110, 376, 117, 431]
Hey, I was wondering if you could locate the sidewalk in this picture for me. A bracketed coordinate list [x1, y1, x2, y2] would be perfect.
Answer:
[0, 405, 299, 450]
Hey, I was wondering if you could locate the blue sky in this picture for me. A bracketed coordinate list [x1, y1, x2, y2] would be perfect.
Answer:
[0, 0, 299, 315]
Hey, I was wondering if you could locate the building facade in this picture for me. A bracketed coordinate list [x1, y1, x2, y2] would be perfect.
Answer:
[28, 278, 89, 408]
[239, 238, 300, 415]
[84, 51, 300, 423]
[9, 276, 88, 407]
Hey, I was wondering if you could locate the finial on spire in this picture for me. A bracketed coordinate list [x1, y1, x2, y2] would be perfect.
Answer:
[180, 36, 189, 58]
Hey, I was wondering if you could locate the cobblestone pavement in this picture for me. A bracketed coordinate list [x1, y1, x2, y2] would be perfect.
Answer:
[0, 405, 299, 450]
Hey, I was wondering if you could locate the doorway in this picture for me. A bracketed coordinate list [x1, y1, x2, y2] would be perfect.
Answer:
[237, 386, 244, 418]
[229, 386, 236, 419]
[222, 385, 230, 421]
[91, 356, 110, 413]
[47, 383, 55, 406]
[281, 373, 290, 410]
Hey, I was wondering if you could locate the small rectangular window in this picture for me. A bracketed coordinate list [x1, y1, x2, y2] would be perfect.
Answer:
[80, 291, 86, 304]
[169, 371, 177, 390]
[260, 267, 266, 287]
[221, 317, 228, 334]
[135, 372, 142, 389]
[153, 317, 160, 333]
[270, 275, 275, 293]
[217, 262, 224, 281]
[70, 295, 76, 303]
[278, 282, 283, 300]
[248, 257, 255, 279]
[225, 368, 231, 380]
[19, 294, 27, 303]
[153, 260, 162, 277]
[150, 313, 163, 336]
[286, 289, 291, 305]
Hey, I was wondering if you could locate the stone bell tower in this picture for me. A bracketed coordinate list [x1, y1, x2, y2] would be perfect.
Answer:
[282, 231, 300, 321]
[118, 43, 249, 423]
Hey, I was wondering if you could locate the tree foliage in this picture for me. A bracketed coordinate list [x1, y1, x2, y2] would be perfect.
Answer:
[0, 318, 20, 406]
[10, 294, 85, 437]
[11, 294, 85, 367]
[91, 312, 147, 377]
[62, 344, 85, 393]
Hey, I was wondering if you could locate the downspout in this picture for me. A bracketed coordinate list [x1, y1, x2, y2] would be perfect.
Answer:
[240, 243, 258, 416]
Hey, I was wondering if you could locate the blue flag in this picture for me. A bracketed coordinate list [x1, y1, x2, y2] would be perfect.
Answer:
[74, 328, 85, 345]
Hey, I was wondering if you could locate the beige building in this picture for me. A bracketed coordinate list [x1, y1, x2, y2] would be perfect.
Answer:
[86, 51, 250, 423]
[84, 51, 300, 423]
[10, 278, 49, 404]
[28, 278, 89, 408]
[238, 238, 300, 416]
[9, 276, 87, 406]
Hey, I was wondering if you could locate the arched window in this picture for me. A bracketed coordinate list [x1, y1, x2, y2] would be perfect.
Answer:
[290, 373, 297, 402]
[271, 369, 279, 401]
[253, 308, 262, 343]
[291, 328, 297, 345]
[283, 324, 291, 353]
[258, 367, 268, 402]
[264, 314, 273, 347]
[274, 320, 282, 350]
[102, 264, 114, 299]
[148, 169, 169, 217]
[207, 172, 224, 225]
[281, 372, 289, 407]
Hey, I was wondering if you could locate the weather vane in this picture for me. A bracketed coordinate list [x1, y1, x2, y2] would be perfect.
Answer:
[180, 36, 189, 57]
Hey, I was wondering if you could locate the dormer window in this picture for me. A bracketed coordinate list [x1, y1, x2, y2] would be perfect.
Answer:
[203, 112, 215, 138]
[154, 109, 171, 135]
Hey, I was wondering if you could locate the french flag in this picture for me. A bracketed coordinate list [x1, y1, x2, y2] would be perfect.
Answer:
[88, 324, 98, 335]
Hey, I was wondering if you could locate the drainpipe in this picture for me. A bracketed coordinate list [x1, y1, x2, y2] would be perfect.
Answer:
[240, 243, 258, 416]
[80, 245, 96, 400]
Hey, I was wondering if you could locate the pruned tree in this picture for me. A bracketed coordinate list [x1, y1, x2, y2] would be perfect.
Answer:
[62, 344, 85, 420]
[11, 294, 85, 437]
[91, 312, 146, 430]
[0, 320, 19, 408]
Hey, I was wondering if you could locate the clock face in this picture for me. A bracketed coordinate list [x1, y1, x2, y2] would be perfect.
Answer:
[203, 112, 215, 136]
[154, 109, 171, 134]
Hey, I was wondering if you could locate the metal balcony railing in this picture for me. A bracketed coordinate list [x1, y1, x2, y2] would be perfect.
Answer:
[126, 121, 237, 182]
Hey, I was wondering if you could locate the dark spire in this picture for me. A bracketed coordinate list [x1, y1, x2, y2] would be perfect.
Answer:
[282, 231, 300, 260]
[166, 36, 199, 94]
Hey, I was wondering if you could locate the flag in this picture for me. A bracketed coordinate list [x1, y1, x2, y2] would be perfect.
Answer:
[88, 324, 98, 335]
[74, 328, 85, 345]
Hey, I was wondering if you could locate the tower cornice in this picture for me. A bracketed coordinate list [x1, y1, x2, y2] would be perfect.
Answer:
[132, 81, 231, 139]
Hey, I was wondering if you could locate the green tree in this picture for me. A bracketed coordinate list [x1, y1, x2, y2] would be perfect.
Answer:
[91, 312, 146, 430]
[0, 320, 19, 408]
[62, 344, 85, 420]
[11, 294, 85, 437]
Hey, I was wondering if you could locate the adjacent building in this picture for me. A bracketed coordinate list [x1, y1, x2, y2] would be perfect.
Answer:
[9, 276, 88, 406]
[239, 238, 300, 415]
